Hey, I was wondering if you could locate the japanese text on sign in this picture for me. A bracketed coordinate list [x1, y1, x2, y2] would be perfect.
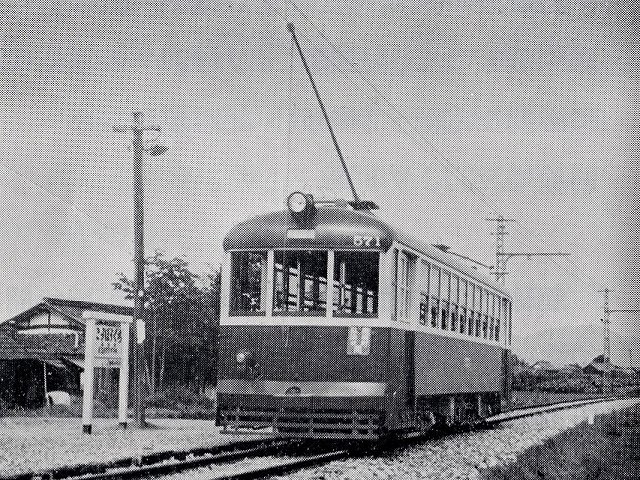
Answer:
[95, 324, 122, 359]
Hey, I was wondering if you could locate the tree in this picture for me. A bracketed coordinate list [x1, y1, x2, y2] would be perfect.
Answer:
[113, 251, 220, 394]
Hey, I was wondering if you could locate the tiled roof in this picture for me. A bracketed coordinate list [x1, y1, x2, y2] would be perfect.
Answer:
[2, 298, 131, 327]
[0, 298, 131, 360]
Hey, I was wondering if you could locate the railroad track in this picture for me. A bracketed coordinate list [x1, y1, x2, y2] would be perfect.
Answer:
[9, 396, 621, 480]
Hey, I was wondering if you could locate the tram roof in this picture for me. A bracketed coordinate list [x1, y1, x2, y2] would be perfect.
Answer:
[224, 207, 508, 296]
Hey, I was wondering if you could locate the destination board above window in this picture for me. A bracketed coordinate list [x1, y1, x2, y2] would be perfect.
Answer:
[224, 209, 394, 251]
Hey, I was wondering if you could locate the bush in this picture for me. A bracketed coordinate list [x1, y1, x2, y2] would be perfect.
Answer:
[145, 386, 216, 419]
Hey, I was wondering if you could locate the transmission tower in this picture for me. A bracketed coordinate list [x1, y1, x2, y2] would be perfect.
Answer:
[597, 288, 612, 363]
[485, 217, 570, 284]
[597, 288, 640, 372]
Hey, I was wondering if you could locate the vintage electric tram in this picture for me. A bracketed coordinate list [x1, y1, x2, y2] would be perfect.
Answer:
[216, 192, 513, 440]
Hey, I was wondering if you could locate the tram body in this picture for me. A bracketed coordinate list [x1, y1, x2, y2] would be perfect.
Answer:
[217, 194, 513, 440]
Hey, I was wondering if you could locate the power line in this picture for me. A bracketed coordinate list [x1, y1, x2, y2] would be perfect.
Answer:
[266, 1, 607, 292]
[277, 0, 497, 210]
[1, 160, 130, 254]
[485, 216, 570, 284]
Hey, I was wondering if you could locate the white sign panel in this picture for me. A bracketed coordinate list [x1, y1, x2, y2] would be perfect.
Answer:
[95, 324, 123, 359]
[81, 314, 131, 433]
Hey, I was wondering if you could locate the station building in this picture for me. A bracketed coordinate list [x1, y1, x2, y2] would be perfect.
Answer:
[0, 298, 131, 409]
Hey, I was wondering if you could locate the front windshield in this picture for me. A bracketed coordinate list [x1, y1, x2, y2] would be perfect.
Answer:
[273, 250, 328, 315]
[228, 249, 379, 317]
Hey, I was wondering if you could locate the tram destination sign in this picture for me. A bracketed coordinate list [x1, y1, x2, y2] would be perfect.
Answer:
[284, 225, 392, 250]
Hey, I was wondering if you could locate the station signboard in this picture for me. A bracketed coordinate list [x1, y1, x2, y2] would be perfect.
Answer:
[94, 323, 123, 367]
[81, 310, 132, 433]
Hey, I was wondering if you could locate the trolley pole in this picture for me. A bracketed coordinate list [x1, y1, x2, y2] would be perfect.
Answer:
[114, 112, 161, 428]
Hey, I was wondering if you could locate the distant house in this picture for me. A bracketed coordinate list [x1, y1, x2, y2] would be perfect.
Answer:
[583, 361, 615, 376]
[531, 361, 559, 375]
[0, 298, 131, 409]
[558, 363, 583, 377]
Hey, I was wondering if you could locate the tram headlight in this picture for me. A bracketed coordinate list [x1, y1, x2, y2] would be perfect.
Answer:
[236, 352, 247, 364]
[287, 191, 316, 226]
[287, 191, 309, 213]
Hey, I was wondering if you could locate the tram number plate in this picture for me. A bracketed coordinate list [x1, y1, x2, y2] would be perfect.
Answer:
[353, 235, 381, 247]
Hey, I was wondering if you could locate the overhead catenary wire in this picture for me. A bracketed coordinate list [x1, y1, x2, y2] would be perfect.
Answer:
[263, 0, 613, 297]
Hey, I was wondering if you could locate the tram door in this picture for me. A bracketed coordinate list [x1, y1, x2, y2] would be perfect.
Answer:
[405, 331, 415, 416]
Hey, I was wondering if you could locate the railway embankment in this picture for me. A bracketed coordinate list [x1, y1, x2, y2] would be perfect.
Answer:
[483, 400, 640, 480]
[273, 398, 640, 480]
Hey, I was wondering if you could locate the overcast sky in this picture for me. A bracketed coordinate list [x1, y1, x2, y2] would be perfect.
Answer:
[1, 0, 637, 365]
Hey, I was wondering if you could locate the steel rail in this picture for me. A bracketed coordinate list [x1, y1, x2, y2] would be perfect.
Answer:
[4, 396, 624, 480]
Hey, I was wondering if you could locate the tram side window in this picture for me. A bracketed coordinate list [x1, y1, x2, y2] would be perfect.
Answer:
[230, 251, 267, 315]
[396, 251, 414, 322]
[483, 289, 489, 339]
[429, 265, 440, 328]
[273, 250, 328, 315]
[441, 271, 450, 330]
[459, 279, 467, 334]
[450, 275, 458, 332]
[468, 283, 475, 336]
[496, 297, 501, 342]
[475, 287, 482, 337]
[420, 293, 428, 325]
[491, 294, 497, 340]
[334, 251, 379, 317]
[419, 262, 429, 325]
[505, 298, 512, 345]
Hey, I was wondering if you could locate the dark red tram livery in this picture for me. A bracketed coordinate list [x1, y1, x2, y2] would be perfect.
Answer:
[217, 194, 512, 439]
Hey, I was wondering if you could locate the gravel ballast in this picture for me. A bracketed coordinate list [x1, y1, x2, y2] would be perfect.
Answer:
[0, 417, 249, 476]
[273, 398, 640, 480]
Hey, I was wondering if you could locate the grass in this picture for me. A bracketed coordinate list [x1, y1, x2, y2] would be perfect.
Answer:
[511, 391, 607, 410]
[483, 402, 640, 480]
[0, 386, 217, 419]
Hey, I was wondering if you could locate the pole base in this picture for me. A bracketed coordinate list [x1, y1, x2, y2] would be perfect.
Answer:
[82, 424, 92, 434]
[119, 422, 128, 429]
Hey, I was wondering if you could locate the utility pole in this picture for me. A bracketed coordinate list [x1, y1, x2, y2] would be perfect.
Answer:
[485, 217, 570, 284]
[597, 288, 612, 394]
[597, 289, 640, 392]
[114, 112, 161, 428]
[597, 288, 612, 363]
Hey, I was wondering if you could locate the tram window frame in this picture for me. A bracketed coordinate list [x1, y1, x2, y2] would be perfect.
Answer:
[482, 289, 489, 339]
[272, 250, 329, 316]
[441, 301, 449, 330]
[503, 298, 511, 345]
[229, 251, 268, 316]
[429, 265, 440, 328]
[333, 250, 379, 318]
[490, 294, 496, 340]
[396, 251, 414, 323]
[419, 292, 428, 325]
[460, 279, 467, 334]
[496, 297, 501, 342]
[474, 285, 481, 337]
[450, 304, 458, 332]
[441, 271, 450, 330]
[450, 275, 459, 332]
[506, 301, 513, 346]
[419, 261, 430, 325]
[468, 283, 475, 336]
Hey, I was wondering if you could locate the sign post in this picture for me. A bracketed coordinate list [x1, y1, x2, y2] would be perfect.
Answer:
[81, 311, 132, 434]
[81, 318, 97, 434]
